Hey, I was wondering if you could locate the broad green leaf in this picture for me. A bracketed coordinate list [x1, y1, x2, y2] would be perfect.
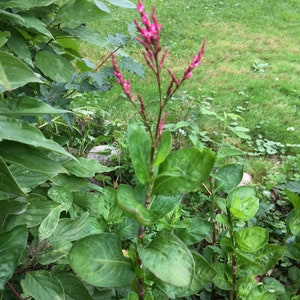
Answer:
[158, 251, 216, 298]
[117, 184, 156, 225]
[153, 148, 215, 196]
[286, 236, 300, 262]
[286, 210, 300, 236]
[0, 1, 57, 9]
[0, 51, 41, 92]
[0, 225, 28, 289]
[48, 186, 73, 211]
[35, 50, 75, 82]
[127, 292, 139, 300]
[212, 262, 233, 290]
[115, 217, 139, 240]
[154, 130, 172, 166]
[19, 14, 53, 38]
[5, 194, 57, 229]
[0, 157, 25, 196]
[69, 233, 135, 287]
[48, 212, 89, 243]
[106, 0, 135, 8]
[215, 163, 243, 193]
[0, 141, 67, 175]
[52, 175, 88, 192]
[94, 0, 110, 13]
[216, 147, 244, 161]
[237, 244, 285, 277]
[0, 116, 74, 159]
[0, 61, 11, 91]
[237, 276, 258, 300]
[0, 199, 27, 228]
[54, 273, 94, 300]
[128, 121, 151, 184]
[21, 271, 65, 300]
[285, 189, 300, 212]
[235, 227, 268, 252]
[0, 97, 69, 116]
[55, 0, 108, 28]
[64, 26, 108, 47]
[137, 231, 195, 287]
[246, 283, 278, 300]
[38, 205, 63, 241]
[73, 191, 101, 218]
[216, 214, 231, 228]
[175, 217, 213, 245]
[227, 186, 259, 221]
[0, 31, 10, 47]
[63, 157, 117, 178]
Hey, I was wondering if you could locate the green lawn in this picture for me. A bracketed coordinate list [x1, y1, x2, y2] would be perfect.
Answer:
[79, 0, 300, 154]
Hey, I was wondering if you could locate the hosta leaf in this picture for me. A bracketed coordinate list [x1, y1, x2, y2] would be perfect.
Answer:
[0, 116, 74, 159]
[0, 225, 28, 289]
[38, 205, 63, 241]
[154, 130, 172, 166]
[153, 148, 215, 196]
[235, 227, 269, 252]
[0, 96, 69, 116]
[21, 271, 65, 300]
[128, 121, 151, 184]
[0, 51, 41, 92]
[158, 251, 216, 298]
[215, 163, 243, 193]
[117, 184, 157, 225]
[54, 273, 94, 300]
[35, 50, 75, 82]
[0, 141, 67, 175]
[137, 231, 195, 287]
[69, 233, 135, 287]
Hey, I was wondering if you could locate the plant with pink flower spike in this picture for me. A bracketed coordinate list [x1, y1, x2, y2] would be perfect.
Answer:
[111, 1, 215, 299]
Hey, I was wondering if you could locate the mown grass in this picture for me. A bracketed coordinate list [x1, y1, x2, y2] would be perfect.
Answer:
[78, 0, 300, 154]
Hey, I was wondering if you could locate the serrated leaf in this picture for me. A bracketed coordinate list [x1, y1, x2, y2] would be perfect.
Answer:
[21, 271, 65, 300]
[0, 225, 28, 289]
[69, 233, 135, 287]
[0, 51, 41, 92]
[137, 231, 195, 287]
[119, 56, 144, 77]
[38, 205, 62, 241]
[153, 148, 215, 196]
[35, 50, 75, 82]
[128, 121, 151, 184]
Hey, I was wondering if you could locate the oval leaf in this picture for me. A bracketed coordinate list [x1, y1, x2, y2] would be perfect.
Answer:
[137, 231, 195, 287]
[154, 130, 172, 166]
[235, 227, 269, 252]
[69, 233, 135, 287]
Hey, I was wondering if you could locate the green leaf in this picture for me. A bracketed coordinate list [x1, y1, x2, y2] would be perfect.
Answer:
[235, 227, 269, 252]
[237, 276, 258, 300]
[48, 212, 89, 243]
[0, 141, 67, 175]
[0, 61, 11, 91]
[35, 50, 75, 82]
[0, 157, 25, 196]
[5, 194, 57, 229]
[0, 51, 41, 92]
[286, 236, 300, 262]
[246, 283, 278, 300]
[137, 231, 195, 287]
[69, 233, 135, 287]
[285, 189, 300, 212]
[286, 209, 300, 236]
[117, 184, 156, 225]
[158, 251, 216, 298]
[0, 116, 74, 159]
[106, 0, 135, 8]
[38, 205, 62, 241]
[153, 148, 215, 196]
[227, 186, 259, 221]
[0, 225, 28, 289]
[0, 96, 69, 116]
[212, 262, 233, 290]
[55, 0, 108, 28]
[215, 163, 243, 193]
[0, 199, 27, 228]
[48, 186, 73, 211]
[175, 217, 213, 245]
[19, 14, 53, 38]
[154, 131, 172, 166]
[237, 244, 285, 277]
[0, 31, 10, 47]
[54, 273, 94, 300]
[21, 271, 65, 300]
[128, 121, 151, 184]
[216, 147, 244, 161]
[119, 56, 144, 77]
[0, 1, 57, 9]
[115, 217, 139, 240]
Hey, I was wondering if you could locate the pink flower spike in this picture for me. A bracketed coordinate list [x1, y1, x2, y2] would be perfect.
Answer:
[137, 0, 144, 13]
[159, 48, 169, 69]
[184, 72, 193, 80]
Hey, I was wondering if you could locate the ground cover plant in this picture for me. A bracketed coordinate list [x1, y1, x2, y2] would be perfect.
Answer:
[0, 0, 300, 300]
